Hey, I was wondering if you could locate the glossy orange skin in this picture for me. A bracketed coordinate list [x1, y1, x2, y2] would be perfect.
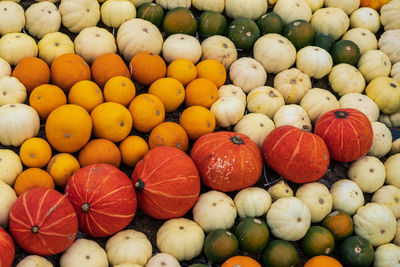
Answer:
[360, 0, 391, 10]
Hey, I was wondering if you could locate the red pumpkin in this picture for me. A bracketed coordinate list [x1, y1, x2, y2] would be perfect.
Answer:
[65, 163, 137, 237]
[190, 131, 263, 192]
[132, 146, 200, 220]
[262, 125, 330, 183]
[9, 188, 78, 256]
[0, 227, 14, 267]
[314, 108, 373, 163]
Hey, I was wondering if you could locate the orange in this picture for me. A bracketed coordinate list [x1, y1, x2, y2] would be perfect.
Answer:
[148, 77, 185, 112]
[90, 102, 133, 142]
[128, 94, 165, 133]
[68, 80, 104, 113]
[14, 168, 55, 196]
[78, 139, 121, 168]
[47, 153, 80, 187]
[179, 105, 216, 140]
[119, 135, 149, 167]
[29, 84, 67, 119]
[148, 122, 189, 152]
[222, 256, 262, 267]
[103, 76, 136, 106]
[185, 78, 219, 108]
[304, 256, 343, 267]
[19, 138, 52, 168]
[196, 59, 226, 87]
[167, 58, 197, 86]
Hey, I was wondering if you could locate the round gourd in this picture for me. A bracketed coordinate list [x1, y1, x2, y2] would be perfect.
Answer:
[300, 88, 340, 123]
[0, 33, 38, 66]
[348, 156, 386, 193]
[261, 239, 299, 267]
[201, 35, 237, 69]
[379, 29, 400, 64]
[0, 227, 15, 267]
[392, 62, 400, 83]
[235, 218, 269, 253]
[395, 219, 400, 246]
[162, 7, 197, 36]
[0, 76, 26, 106]
[368, 121, 392, 158]
[11, 57, 50, 94]
[131, 0, 152, 7]
[283, 20, 315, 51]
[273, 0, 312, 24]
[222, 256, 262, 267]
[296, 46, 333, 79]
[358, 50, 392, 83]
[385, 154, 400, 188]
[0, 1, 24, 35]
[25, 2, 61, 39]
[60, 239, 108, 267]
[313, 32, 335, 52]
[37, 32, 74, 65]
[331, 40, 361, 66]
[146, 253, 180, 267]
[246, 86, 285, 119]
[192, 0, 224, 12]
[296, 183, 332, 223]
[233, 113, 275, 147]
[16, 255, 53, 267]
[374, 243, 400, 267]
[339, 236, 375, 267]
[59, 0, 100, 33]
[156, 0, 191, 9]
[274, 104, 312, 132]
[342, 28, 377, 56]
[274, 68, 311, 104]
[204, 229, 239, 263]
[225, 0, 267, 20]
[301, 226, 335, 257]
[227, 17, 260, 51]
[0, 149, 22, 186]
[380, 0, 400, 31]
[379, 111, 400, 128]
[0, 58, 11, 78]
[359, 0, 391, 10]
[0, 180, 16, 228]
[330, 179, 364, 215]
[234, 187, 272, 219]
[322, 211, 354, 241]
[372, 185, 400, 219]
[137, 2, 164, 27]
[162, 34, 201, 64]
[218, 85, 246, 106]
[101, 0, 136, 28]
[91, 53, 130, 88]
[350, 7, 381, 33]
[210, 96, 245, 127]
[365, 76, 400, 114]
[229, 58, 267, 94]
[268, 180, 294, 202]
[197, 11, 227, 38]
[310, 7, 349, 40]
[129, 53, 166, 87]
[393, 139, 400, 154]
[325, 0, 360, 15]
[256, 12, 284, 35]
[329, 64, 366, 96]
[339, 93, 379, 122]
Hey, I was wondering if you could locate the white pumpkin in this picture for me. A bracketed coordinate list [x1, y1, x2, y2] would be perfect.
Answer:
[329, 63, 366, 95]
[0, 76, 26, 106]
[145, 253, 180, 267]
[106, 230, 152, 266]
[273, 0, 312, 24]
[162, 34, 202, 64]
[225, 0, 267, 20]
[392, 62, 400, 83]
[268, 180, 294, 202]
[296, 46, 333, 79]
[0, 33, 38, 66]
[156, 0, 191, 9]
[59, 0, 100, 33]
[192, 0, 224, 12]
[129, 0, 152, 7]
[25, 2, 61, 39]
[273, 68, 311, 104]
[350, 7, 381, 33]
[324, 0, 360, 15]
[115, 264, 142, 267]
[295, 183, 333, 223]
[0, 1, 24, 36]
[38, 32, 75, 65]
[395, 220, 400, 246]
[380, 0, 400, 31]
[379, 29, 400, 64]
[210, 96, 245, 128]
[385, 154, 400, 188]
[16, 255, 53, 267]
[74, 26, 117, 64]
[353, 203, 397, 247]
[372, 185, 400, 219]
[368, 121, 392, 158]
[300, 88, 339, 123]
[330, 179, 364, 215]
[342, 28, 377, 55]
[101, 0, 136, 28]
[348, 156, 386, 193]
[393, 139, 400, 154]
[193, 190, 237, 232]
[0, 58, 11, 78]
[0, 149, 22, 186]
[157, 218, 205, 261]
[218, 85, 246, 106]
[233, 113, 275, 147]
[274, 104, 312, 132]
[374, 243, 400, 267]
[229, 57, 267, 93]
[117, 18, 163, 61]
[201, 35, 237, 69]
[311, 7, 349, 40]
[304, 0, 324, 12]
[266, 197, 311, 241]
[339, 93, 380, 122]
[379, 111, 400, 128]
[246, 86, 285, 119]
[60, 239, 108, 267]
[0, 180, 16, 228]
[0, 104, 40, 147]
[234, 187, 272, 219]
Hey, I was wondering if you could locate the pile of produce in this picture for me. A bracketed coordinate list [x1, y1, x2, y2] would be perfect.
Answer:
[1, 0, 400, 266]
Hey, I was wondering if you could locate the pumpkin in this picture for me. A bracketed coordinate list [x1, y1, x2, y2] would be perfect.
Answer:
[16, 255, 53, 267]
[29, 84, 67, 120]
[0, 226, 14, 267]
[0, 1, 24, 35]
[395, 220, 400, 246]
[234, 187, 272, 219]
[47, 153, 80, 187]
[273, 0, 312, 24]
[392, 62, 400, 83]
[262, 125, 329, 183]
[300, 88, 339, 123]
[68, 80, 102, 111]
[204, 229, 239, 263]
[156, 0, 190, 9]
[78, 139, 121, 168]
[348, 156, 386, 193]
[0, 58, 11, 78]
[350, 7, 381, 33]
[196, 59, 226, 87]
[9, 188, 78, 255]
[129, 51, 166, 86]
[59, 0, 100, 33]
[131, 0, 152, 7]
[0, 149, 23, 186]
[379, 111, 400, 128]
[146, 253, 180, 267]
[296, 183, 332, 223]
[268, 180, 294, 202]
[393, 139, 400, 154]
[201, 35, 237, 69]
[13, 168, 55, 197]
[325, 0, 360, 15]
[379, 29, 400, 64]
[162, 7, 197, 36]
[380, 0, 400, 31]
[296, 46, 333, 79]
[132, 146, 200, 219]
[179, 106, 216, 140]
[329, 64, 366, 96]
[162, 34, 202, 64]
[0, 180, 17, 228]
[12, 57, 50, 94]
[233, 113, 275, 147]
[365, 76, 400, 114]
[148, 122, 189, 151]
[0, 33, 38, 66]
[274, 68, 311, 104]
[374, 243, 400, 267]
[339, 93, 379, 122]
[225, 0, 267, 20]
[148, 75, 184, 111]
[330, 179, 364, 215]
[166, 58, 197, 86]
[25, 2, 61, 39]
[210, 96, 245, 128]
[129, 94, 165, 133]
[91, 53, 130, 89]
[137, 2, 165, 27]
[192, 0, 224, 12]
[185, 78, 218, 107]
[190, 131, 263, 192]
[385, 154, 400, 188]
[368, 121, 393, 158]
[222, 256, 261, 267]
[372, 185, 400, 219]
[246, 86, 285, 119]
[0, 76, 26, 106]
[322, 211, 354, 241]
[274, 104, 312, 132]
[60, 239, 108, 267]
[100, 0, 136, 28]
[342, 28, 377, 55]
[19, 137, 52, 168]
[218, 85, 246, 106]
[37, 32, 74, 65]
[310, 7, 349, 40]
[229, 57, 267, 93]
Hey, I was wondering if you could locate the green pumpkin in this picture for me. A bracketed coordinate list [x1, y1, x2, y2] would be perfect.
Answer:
[339, 236, 375, 267]
[137, 3, 165, 27]
[198, 11, 227, 38]
[283, 20, 315, 50]
[203, 229, 239, 264]
[321, 211, 353, 241]
[261, 240, 299, 267]
[257, 12, 284, 35]
[331, 40, 361, 66]
[228, 17, 260, 50]
[235, 218, 269, 254]
[301, 226, 335, 257]
[162, 7, 197, 36]
[314, 32, 335, 52]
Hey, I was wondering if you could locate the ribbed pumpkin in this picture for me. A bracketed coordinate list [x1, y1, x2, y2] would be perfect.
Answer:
[132, 146, 200, 220]
[314, 108, 373, 162]
[190, 132, 263, 192]
[9, 188, 78, 256]
[65, 164, 137, 237]
[262, 125, 330, 184]
[0, 227, 14, 267]
[91, 53, 130, 88]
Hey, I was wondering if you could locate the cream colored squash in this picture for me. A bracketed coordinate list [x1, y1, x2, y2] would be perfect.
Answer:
[342, 28, 377, 55]
[0, 180, 16, 228]
[117, 18, 163, 61]
[380, 0, 400, 31]
[358, 50, 392, 82]
[218, 85, 246, 106]
[379, 111, 400, 128]
[162, 34, 202, 64]
[0, 76, 26, 106]
[394, 220, 400, 246]
[300, 88, 339, 123]
[373, 243, 400, 267]
[192, 0, 224, 12]
[60, 239, 108, 267]
[372, 185, 400, 219]
[268, 180, 293, 202]
[229, 57, 267, 93]
[339, 93, 380, 122]
[295, 183, 333, 223]
[379, 29, 400, 64]
[234, 187, 272, 219]
[274, 104, 312, 132]
[101, 0, 136, 28]
[145, 253, 180, 267]
[0, 1, 24, 36]
[273, 68, 311, 104]
[392, 139, 400, 154]
[59, 0, 100, 33]
[324, 0, 360, 15]
[0, 58, 11, 78]
[350, 7, 381, 33]
[36, 0, 59, 2]
[365, 76, 400, 114]
[0, 149, 22, 186]
[193, 190, 237, 232]
[304, 0, 324, 12]
[129, 0, 152, 7]
[353, 203, 397, 247]
[311, 7, 349, 40]
[246, 86, 285, 119]
[106, 230, 152, 266]
[348, 156, 386, 193]
[25, 2, 61, 39]
[16, 255, 53, 267]
[385, 154, 400, 188]
[296, 46, 333, 79]
[0, 33, 38, 66]
[210, 96, 245, 128]
[392, 62, 400, 83]
[156, 0, 191, 9]
[254, 34, 296, 74]
[115, 264, 142, 267]
[38, 32, 75, 65]
[273, 0, 312, 24]
[330, 179, 364, 215]
[368, 121, 393, 158]
[225, 0, 267, 20]
[201, 35, 237, 69]
[266, 197, 311, 241]
[74, 26, 117, 64]
[329, 64, 365, 96]
[233, 113, 275, 147]
[157, 218, 205, 261]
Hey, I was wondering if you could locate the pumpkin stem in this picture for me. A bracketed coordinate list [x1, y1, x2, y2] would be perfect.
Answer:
[81, 203, 91, 213]
[334, 110, 349, 119]
[230, 135, 245, 145]
[135, 179, 145, 191]
[31, 226, 39, 234]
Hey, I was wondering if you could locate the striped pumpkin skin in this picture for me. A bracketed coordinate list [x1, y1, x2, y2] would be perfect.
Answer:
[9, 188, 78, 256]
[262, 125, 330, 183]
[65, 163, 137, 237]
[132, 146, 200, 220]
[314, 108, 373, 162]
[0, 227, 14, 267]
[190, 132, 263, 192]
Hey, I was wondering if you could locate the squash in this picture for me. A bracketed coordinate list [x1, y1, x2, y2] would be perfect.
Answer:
[204, 229, 239, 264]
[129, 52, 166, 87]
[201, 35, 237, 69]
[192, 0, 224, 13]
[137, 2, 164, 27]
[246, 86, 285, 119]
[234, 187, 272, 219]
[130, 0, 152, 7]
[218, 85, 246, 106]
[372, 185, 400, 219]
[380, 0, 400, 31]
[100, 0, 136, 28]
[273, 0, 312, 24]
[330, 179, 364, 215]
[283, 20, 315, 51]
[348, 156, 386, 193]
[378, 29, 400, 64]
[210, 96, 245, 127]
[339, 93, 380, 122]
[342, 28, 377, 56]
[233, 113, 275, 147]
[229, 57, 267, 93]
[16, 255, 53, 267]
[235, 218, 269, 254]
[322, 211, 354, 241]
[358, 50, 392, 83]
[310, 7, 349, 40]
[374, 243, 400, 267]
[300, 88, 339, 123]
[268, 180, 294, 202]
[360, 0, 391, 10]
[365, 76, 400, 114]
[339, 236, 375, 267]
[162, 7, 197, 36]
[379, 111, 400, 128]
[225, 0, 267, 20]
[59, 0, 100, 33]
[60, 239, 108, 267]
[296, 46, 333, 79]
[146, 253, 180, 267]
[256, 12, 284, 35]
[325, 0, 360, 15]
[91, 53, 130, 88]
[392, 62, 400, 83]
[162, 34, 202, 64]
[329, 64, 365, 96]
[78, 139, 121, 168]
[301, 226, 335, 257]
[385, 154, 400, 188]
[261, 239, 299, 267]
[0, 76, 26, 106]
[37, 32, 75, 65]
[0, 227, 15, 267]
[392, 139, 400, 154]
[0, 33, 38, 66]
[197, 11, 227, 38]
[368, 121, 393, 158]
[0, 58, 11, 78]
[0, 149, 22, 186]
[0, 1, 24, 35]
[25, 2, 60, 39]
[331, 40, 361, 66]
[148, 122, 189, 151]
[13, 168, 55, 197]
[274, 104, 312, 132]
[222, 256, 262, 267]
[0, 180, 17, 228]
[313, 32, 336, 52]
[350, 7, 381, 33]
[273, 68, 311, 104]
[156, 0, 191, 9]
[227, 17, 260, 51]
[394, 220, 400, 246]
[304, 0, 324, 11]
[11, 57, 50, 94]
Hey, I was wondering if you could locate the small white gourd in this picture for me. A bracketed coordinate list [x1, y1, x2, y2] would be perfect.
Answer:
[339, 93, 380, 122]
[210, 96, 245, 128]
[0, 58, 11, 78]
[114, 264, 142, 267]
[330, 179, 364, 215]
[229, 57, 267, 93]
[391, 62, 400, 83]
[234, 187, 272, 219]
[348, 156, 386, 193]
[311, 7, 349, 40]
[0, 33, 38, 66]
[358, 50, 392, 83]
[101, 0, 136, 29]
[380, 0, 400, 31]
[0, 180, 17, 228]
[225, 0, 267, 20]
[372, 185, 400, 219]
[246, 86, 285, 119]
[145, 253, 180, 267]
[129, 0, 152, 7]
[273, 68, 311, 104]
[60, 239, 108, 267]
[350, 7, 381, 33]
[324, 0, 360, 15]
[201, 35, 237, 69]
[385, 154, 400, 188]
[268, 180, 294, 202]
[379, 111, 400, 128]
[274, 104, 312, 132]
[379, 29, 400, 64]
[394, 219, 400, 246]
[273, 0, 312, 24]
[0, 1, 24, 35]
[304, 0, 324, 12]
[368, 121, 393, 158]
[392, 139, 400, 154]
[296, 46, 333, 79]
[373, 243, 400, 267]
[329, 63, 366, 95]
[156, 0, 191, 9]
[218, 85, 246, 106]
[25, 2, 61, 39]
[16, 255, 53, 267]
[192, 0, 224, 13]
[300, 88, 339, 123]
[0, 149, 23, 186]
[162, 34, 202, 64]
[59, 0, 100, 33]
[38, 32, 74, 65]
[233, 113, 275, 147]
[342, 28, 377, 55]
[0, 76, 27, 106]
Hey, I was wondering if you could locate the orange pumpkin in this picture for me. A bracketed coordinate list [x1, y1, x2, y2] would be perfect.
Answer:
[13, 168, 55, 196]
[91, 53, 130, 88]
[47, 153, 80, 187]
[167, 58, 197, 86]
[119, 135, 149, 167]
[222, 256, 262, 267]
[19, 138, 52, 168]
[196, 59, 227, 87]
[78, 139, 121, 168]
[129, 52, 166, 86]
[29, 84, 67, 119]
[148, 122, 189, 152]
[360, 0, 391, 10]
[128, 94, 165, 133]
[12, 57, 51, 94]
[185, 78, 219, 108]
[304, 255, 343, 267]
